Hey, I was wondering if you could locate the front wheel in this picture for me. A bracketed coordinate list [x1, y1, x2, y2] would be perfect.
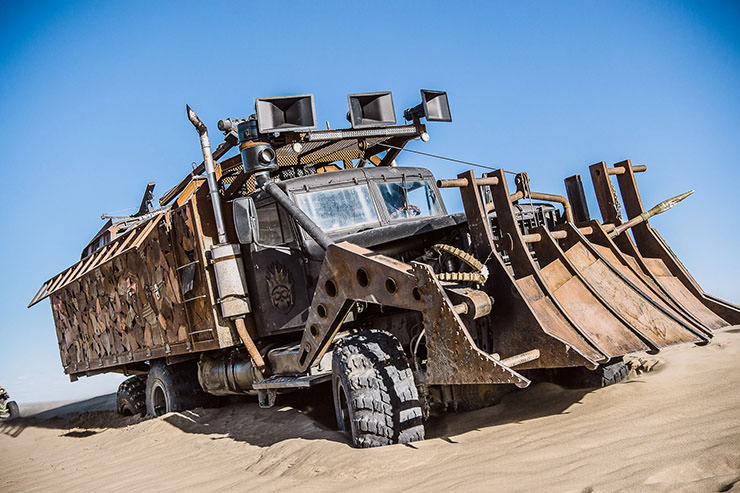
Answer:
[332, 330, 425, 448]
[6, 401, 19, 419]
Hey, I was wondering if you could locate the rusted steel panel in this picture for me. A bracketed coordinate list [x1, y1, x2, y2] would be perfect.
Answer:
[563, 174, 590, 224]
[531, 229, 651, 355]
[414, 264, 528, 387]
[267, 241, 531, 387]
[583, 222, 719, 334]
[456, 170, 602, 369]
[554, 225, 704, 347]
[49, 204, 225, 375]
[483, 167, 708, 364]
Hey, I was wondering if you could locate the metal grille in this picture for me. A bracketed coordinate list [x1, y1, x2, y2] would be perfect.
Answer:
[275, 137, 387, 167]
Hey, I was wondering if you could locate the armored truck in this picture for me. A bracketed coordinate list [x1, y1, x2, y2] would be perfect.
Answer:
[29, 90, 740, 447]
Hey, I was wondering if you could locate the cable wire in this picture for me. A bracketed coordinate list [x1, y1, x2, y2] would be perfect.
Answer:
[373, 140, 518, 175]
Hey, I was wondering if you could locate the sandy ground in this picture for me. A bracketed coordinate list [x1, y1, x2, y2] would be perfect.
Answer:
[2, 328, 740, 492]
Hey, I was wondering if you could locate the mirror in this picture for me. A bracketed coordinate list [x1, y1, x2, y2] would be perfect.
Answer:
[232, 196, 260, 244]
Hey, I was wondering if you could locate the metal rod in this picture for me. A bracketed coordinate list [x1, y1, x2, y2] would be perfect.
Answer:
[509, 191, 524, 202]
[505, 190, 573, 222]
[499, 349, 540, 368]
[186, 105, 228, 245]
[521, 224, 615, 244]
[453, 303, 468, 315]
[437, 176, 500, 188]
[182, 294, 208, 303]
[608, 164, 647, 175]
[187, 328, 215, 335]
[159, 141, 235, 207]
[175, 260, 200, 271]
[263, 182, 335, 250]
[521, 233, 542, 243]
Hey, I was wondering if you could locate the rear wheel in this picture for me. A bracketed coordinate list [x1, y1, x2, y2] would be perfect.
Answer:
[117, 375, 147, 416]
[332, 330, 425, 448]
[145, 361, 207, 417]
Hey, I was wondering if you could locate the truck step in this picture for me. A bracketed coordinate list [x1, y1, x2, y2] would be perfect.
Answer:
[252, 372, 331, 390]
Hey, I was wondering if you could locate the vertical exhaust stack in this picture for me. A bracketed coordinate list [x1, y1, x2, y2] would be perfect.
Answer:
[186, 105, 264, 372]
[186, 105, 228, 245]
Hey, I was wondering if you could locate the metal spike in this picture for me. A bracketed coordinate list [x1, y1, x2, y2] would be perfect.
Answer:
[612, 190, 694, 237]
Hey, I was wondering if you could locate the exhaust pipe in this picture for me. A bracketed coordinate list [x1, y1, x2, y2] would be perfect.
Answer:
[187, 106, 265, 372]
[187, 105, 228, 245]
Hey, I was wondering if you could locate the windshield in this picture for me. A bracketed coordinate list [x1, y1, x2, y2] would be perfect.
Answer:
[293, 184, 380, 232]
[377, 179, 443, 220]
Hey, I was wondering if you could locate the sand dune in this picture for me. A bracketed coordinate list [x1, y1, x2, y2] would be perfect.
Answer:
[2, 328, 740, 492]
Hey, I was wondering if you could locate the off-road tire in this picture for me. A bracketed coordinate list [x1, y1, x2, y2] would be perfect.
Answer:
[524, 358, 629, 389]
[597, 360, 630, 387]
[146, 360, 207, 417]
[561, 359, 630, 389]
[6, 401, 19, 419]
[117, 375, 147, 416]
[332, 330, 425, 448]
[453, 384, 511, 412]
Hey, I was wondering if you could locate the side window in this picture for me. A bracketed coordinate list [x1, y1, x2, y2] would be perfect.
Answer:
[256, 202, 295, 246]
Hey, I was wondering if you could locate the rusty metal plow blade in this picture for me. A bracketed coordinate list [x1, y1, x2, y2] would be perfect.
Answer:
[451, 170, 604, 371]
[467, 168, 707, 367]
[589, 160, 740, 329]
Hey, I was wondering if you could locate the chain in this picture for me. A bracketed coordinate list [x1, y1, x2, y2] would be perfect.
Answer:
[432, 243, 489, 283]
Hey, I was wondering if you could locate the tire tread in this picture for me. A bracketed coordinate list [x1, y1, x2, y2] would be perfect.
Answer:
[117, 375, 147, 416]
[332, 330, 425, 448]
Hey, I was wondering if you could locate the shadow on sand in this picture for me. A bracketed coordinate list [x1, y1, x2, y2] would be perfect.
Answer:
[0, 379, 603, 448]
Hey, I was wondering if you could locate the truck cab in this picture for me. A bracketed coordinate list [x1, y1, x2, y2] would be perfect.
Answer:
[237, 166, 466, 339]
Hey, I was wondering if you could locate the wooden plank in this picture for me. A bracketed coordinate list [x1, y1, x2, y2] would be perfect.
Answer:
[175, 177, 205, 208]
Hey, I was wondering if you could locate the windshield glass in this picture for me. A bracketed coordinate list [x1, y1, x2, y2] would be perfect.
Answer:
[377, 179, 443, 220]
[293, 185, 380, 232]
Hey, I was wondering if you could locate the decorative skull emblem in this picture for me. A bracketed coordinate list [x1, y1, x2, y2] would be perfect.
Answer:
[265, 263, 294, 313]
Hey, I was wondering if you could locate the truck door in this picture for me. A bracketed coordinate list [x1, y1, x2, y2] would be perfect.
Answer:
[243, 200, 310, 337]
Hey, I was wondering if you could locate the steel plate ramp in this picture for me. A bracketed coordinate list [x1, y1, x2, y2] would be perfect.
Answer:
[479, 168, 705, 359]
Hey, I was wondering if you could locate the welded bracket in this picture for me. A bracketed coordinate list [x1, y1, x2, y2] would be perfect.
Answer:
[267, 241, 530, 386]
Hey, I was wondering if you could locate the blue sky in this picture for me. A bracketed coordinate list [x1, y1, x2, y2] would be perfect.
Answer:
[1, 1, 738, 403]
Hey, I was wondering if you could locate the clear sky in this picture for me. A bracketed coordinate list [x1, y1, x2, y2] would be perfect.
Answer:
[1, 1, 738, 403]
